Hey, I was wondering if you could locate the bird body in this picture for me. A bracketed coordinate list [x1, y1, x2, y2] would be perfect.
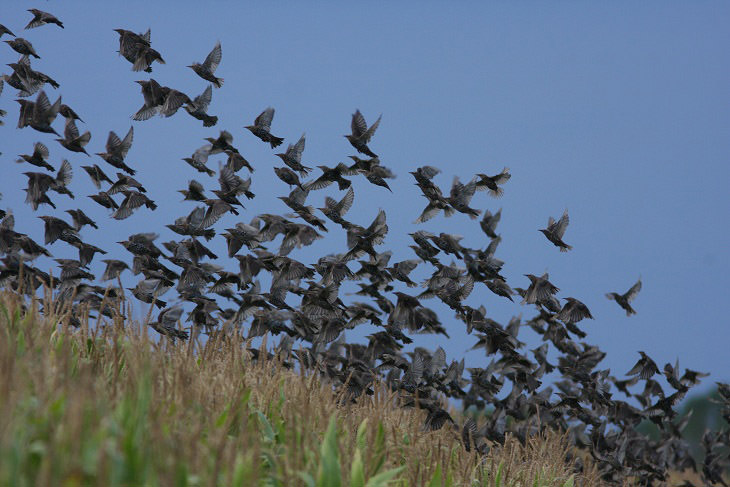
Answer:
[540, 209, 572, 251]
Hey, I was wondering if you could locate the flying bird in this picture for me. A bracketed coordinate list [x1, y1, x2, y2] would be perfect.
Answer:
[606, 278, 642, 316]
[25, 9, 64, 30]
[345, 109, 381, 158]
[188, 41, 223, 88]
[539, 209, 572, 252]
[245, 107, 284, 148]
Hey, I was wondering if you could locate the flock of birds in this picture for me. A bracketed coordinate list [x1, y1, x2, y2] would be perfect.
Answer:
[1, 9, 729, 486]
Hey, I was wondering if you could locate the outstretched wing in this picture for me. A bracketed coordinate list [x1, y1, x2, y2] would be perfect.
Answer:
[202, 41, 222, 73]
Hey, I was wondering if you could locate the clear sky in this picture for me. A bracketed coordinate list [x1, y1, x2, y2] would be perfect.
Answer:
[1, 2, 728, 390]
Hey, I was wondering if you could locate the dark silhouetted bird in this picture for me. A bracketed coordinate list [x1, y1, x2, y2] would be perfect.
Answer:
[188, 41, 223, 88]
[0, 24, 15, 39]
[275, 134, 310, 176]
[65, 209, 98, 231]
[185, 85, 218, 127]
[539, 209, 572, 252]
[274, 167, 305, 190]
[556, 297, 593, 324]
[245, 107, 284, 148]
[56, 117, 91, 156]
[82, 164, 114, 189]
[606, 278, 642, 316]
[96, 127, 135, 175]
[305, 164, 352, 191]
[25, 9, 64, 30]
[17, 90, 61, 134]
[5, 38, 40, 58]
[475, 167, 511, 197]
[17, 142, 53, 171]
[346, 109, 381, 158]
[627, 351, 659, 380]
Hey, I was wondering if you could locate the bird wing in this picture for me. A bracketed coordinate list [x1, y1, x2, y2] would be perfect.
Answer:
[34, 142, 49, 159]
[119, 126, 134, 157]
[64, 117, 80, 140]
[350, 109, 367, 137]
[335, 186, 355, 216]
[193, 85, 212, 111]
[554, 210, 570, 238]
[202, 41, 222, 73]
[625, 279, 642, 302]
[364, 114, 382, 142]
[56, 159, 73, 186]
[254, 107, 274, 130]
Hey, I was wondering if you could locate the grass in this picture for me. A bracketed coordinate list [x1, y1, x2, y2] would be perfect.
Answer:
[0, 289, 604, 486]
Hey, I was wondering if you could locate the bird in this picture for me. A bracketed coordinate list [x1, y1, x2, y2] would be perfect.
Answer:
[81, 164, 114, 189]
[25, 9, 64, 30]
[185, 85, 218, 127]
[345, 109, 381, 158]
[188, 41, 223, 88]
[17, 142, 54, 171]
[245, 107, 284, 148]
[17, 90, 61, 135]
[275, 134, 310, 176]
[474, 167, 511, 197]
[4, 38, 40, 58]
[96, 127, 135, 175]
[556, 297, 593, 324]
[606, 278, 642, 316]
[55, 117, 91, 156]
[627, 351, 659, 380]
[0, 24, 15, 39]
[539, 209, 572, 252]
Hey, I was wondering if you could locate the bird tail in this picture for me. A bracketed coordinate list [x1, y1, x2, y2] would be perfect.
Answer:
[203, 115, 218, 127]
[214, 77, 224, 88]
[560, 244, 572, 252]
[269, 136, 284, 149]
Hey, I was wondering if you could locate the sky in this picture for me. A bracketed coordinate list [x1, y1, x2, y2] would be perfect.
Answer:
[1, 2, 728, 392]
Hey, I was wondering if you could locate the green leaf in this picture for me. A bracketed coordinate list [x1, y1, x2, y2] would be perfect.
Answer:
[370, 421, 386, 476]
[350, 449, 365, 487]
[256, 411, 276, 444]
[365, 466, 405, 487]
[429, 464, 443, 487]
[494, 461, 504, 487]
[356, 418, 368, 451]
[562, 475, 574, 487]
[316, 416, 341, 487]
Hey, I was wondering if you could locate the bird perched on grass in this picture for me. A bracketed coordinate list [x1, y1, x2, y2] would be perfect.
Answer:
[345, 109, 381, 158]
[245, 107, 284, 148]
[539, 209, 572, 252]
[188, 41, 223, 88]
[606, 278, 642, 316]
[25, 9, 64, 30]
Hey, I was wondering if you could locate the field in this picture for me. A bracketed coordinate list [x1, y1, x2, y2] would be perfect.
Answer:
[0, 290, 604, 487]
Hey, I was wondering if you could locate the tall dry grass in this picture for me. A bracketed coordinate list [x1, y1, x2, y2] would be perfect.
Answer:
[0, 289, 605, 486]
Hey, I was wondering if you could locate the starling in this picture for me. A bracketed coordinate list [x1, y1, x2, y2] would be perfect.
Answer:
[4, 38, 40, 58]
[132, 79, 165, 120]
[225, 150, 253, 173]
[522, 273, 560, 306]
[39, 215, 76, 245]
[88, 191, 118, 210]
[627, 351, 659, 380]
[160, 88, 191, 118]
[65, 209, 98, 231]
[188, 41, 223, 88]
[345, 109, 381, 158]
[148, 306, 189, 342]
[274, 167, 305, 190]
[474, 167, 511, 197]
[101, 259, 129, 281]
[17, 90, 61, 135]
[17, 142, 54, 171]
[185, 85, 218, 127]
[606, 278, 642, 316]
[56, 117, 91, 156]
[25, 9, 64, 30]
[112, 190, 157, 220]
[305, 164, 353, 191]
[0, 24, 15, 39]
[178, 180, 207, 201]
[96, 127, 135, 175]
[81, 164, 114, 189]
[108, 173, 147, 195]
[556, 297, 593, 324]
[59, 104, 83, 123]
[245, 107, 284, 148]
[539, 209, 572, 252]
[275, 134, 310, 176]
[480, 209, 501, 240]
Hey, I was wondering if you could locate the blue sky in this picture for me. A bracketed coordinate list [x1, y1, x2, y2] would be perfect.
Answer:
[1, 2, 728, 390]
